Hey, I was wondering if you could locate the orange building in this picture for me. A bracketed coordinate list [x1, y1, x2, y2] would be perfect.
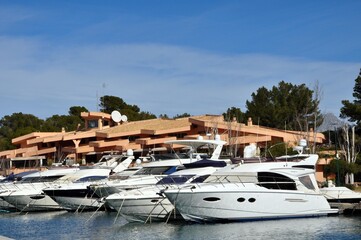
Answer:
[0, 112, 327, 179]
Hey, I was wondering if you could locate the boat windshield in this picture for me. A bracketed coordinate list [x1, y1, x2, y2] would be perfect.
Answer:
[191, 174, 211, 183]
[0, 170, 39, 182]
[156, 174, 195, 185]
[299, 175, 315, 190]
[21, 175, 65, 183]
[134, 166, 178, 176]
[74, 175, 108, 183]
[151, 153, 189, 161]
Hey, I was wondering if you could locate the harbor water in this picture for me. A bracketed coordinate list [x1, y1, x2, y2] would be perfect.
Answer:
[1, 211, 361, 240]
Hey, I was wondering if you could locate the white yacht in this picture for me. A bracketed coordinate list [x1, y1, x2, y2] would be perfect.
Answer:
[231, 140, 319, 169]
[89, 137, 228, 201]
[42, 154, 133, 211]
[0, 170, 39, 212]
[105, 160, 227, 222]
[164, 161, 338, 222]
[0, 167, 79, 212]
[320, 181, 361, 205]
[0, 153, 131, 212]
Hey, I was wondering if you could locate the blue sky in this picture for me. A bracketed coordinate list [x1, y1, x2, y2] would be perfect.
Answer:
[0, 0, 360, 120]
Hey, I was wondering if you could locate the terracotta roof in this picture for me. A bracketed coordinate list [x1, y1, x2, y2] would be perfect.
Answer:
[96, 116, 197, 137]
[12, 132, 61, 145]
[81, 111, 111, 119]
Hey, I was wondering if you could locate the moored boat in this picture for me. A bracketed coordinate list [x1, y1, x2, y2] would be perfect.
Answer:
[106, 160, 227, 222]
[164, 161, 338, 222]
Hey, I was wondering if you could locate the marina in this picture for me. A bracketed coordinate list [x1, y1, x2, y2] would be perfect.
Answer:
[1, 1, 361, 239]
[1, 113, 361, 239]
[1, 211, 361, 240]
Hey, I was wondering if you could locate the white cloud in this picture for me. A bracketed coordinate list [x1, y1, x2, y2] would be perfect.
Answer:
[0, 6, 36, 26]
[0, 38, 359, 119]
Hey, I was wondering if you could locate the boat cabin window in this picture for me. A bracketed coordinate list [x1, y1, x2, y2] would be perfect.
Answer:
[21, 175, 65, 183]
[257, 172, 296, 190]
[74, 176, 108, 183]
[134, 166, 177, 176]
[292, 165, 314, 170]
[156, 174, 195, 185]
[98, 156, 122, 163]
[299, 175, 315, 190]
[204, 174, 258, 184]
[1, 170, 39, 182]
[151, 153, 189, 161]
[277, 156, 309, 162]
[191, 174, 210, 183]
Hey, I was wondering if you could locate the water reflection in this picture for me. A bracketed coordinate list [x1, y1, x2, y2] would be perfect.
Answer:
[1, 212, 361, 240]
[172, 216, 361, 240]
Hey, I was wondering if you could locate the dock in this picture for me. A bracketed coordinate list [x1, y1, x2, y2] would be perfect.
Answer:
[330, 202, 361, 215]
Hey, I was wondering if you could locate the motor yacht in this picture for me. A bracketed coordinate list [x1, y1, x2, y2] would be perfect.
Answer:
[43, 154, 133, 211]
[0, 153, 132, 212]
[0, 171, 39, 212]
[106, 159, 227, 222]
[0, 167, 79, 212]
[89, 137, 228, 202]
[320, 180, 361, 204]
[164, 161, 338, 222]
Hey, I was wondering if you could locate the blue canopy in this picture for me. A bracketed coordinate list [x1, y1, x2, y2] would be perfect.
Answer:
[183, 159, 227, 169]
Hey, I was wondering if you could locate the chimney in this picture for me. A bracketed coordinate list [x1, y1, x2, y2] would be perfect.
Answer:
[247, 117, 253, 126]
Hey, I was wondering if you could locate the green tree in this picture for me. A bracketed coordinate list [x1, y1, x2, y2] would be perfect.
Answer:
[69, 106, 88, 116]
[0, 113, 44, 150]
[245, 81, 321, 131]
[0, 107, 88, 150]
[42, 106, 88, 132]
[159, 114, 170, 119]
[340, 69, 361, 128]
[223, 107, 245, 123]
[99, 95, 139, 114]
[323, 158, 356, 186]
[339, 69, 361, 183]
[99, 95, 156, 121]
[137, 111, 157, 120]
[42, 115, 81, 132]
[266, 142, 294, 159]
[173, 113, 191, 119]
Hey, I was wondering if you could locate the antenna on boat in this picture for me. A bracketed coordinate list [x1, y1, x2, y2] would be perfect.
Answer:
[293, 139, 307, 154]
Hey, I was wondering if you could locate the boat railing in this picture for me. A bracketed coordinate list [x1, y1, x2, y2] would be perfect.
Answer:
[0, 182, 18, 193]
[180, 173, 298, 191]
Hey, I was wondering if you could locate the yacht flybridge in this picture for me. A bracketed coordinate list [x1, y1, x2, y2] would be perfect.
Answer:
[89, 136, 228, 201]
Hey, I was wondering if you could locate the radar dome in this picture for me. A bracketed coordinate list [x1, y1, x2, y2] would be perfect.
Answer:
[135, 158, 142, 166]
[126, 149, 133, 156]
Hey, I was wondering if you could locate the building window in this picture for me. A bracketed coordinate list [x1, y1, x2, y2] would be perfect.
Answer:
[88, 120, 98, 128]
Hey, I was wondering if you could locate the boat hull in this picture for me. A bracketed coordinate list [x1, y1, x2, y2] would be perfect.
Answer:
[2, 192, 62, 212]
[106, 194, 177, 222]
[49, 195, 103, 211]
[0, 198, 17, 212]
[43, 188, 104, 212]
[165, 186, 338, 222]
[321, 187, 361, 204]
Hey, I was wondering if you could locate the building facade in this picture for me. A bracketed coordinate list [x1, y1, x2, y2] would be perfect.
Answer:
[0, 112, 327, 179]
